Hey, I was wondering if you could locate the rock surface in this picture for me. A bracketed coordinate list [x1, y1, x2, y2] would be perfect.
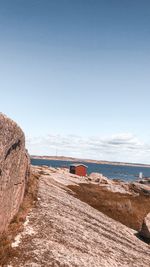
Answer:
[139, 212, 150, 239]
[136, 177, 150, 185]
[68, 172, 150, 231]
[0, 113, 30, 234]
[5, 166, 150, 267]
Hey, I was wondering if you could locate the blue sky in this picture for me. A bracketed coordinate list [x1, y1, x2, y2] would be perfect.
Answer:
[1, 0, 150, 163]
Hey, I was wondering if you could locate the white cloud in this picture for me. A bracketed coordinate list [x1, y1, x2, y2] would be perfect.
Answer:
[26, 133, 150, 164]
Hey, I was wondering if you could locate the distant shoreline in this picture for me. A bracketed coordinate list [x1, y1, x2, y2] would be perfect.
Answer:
[31, 155, 150, 168]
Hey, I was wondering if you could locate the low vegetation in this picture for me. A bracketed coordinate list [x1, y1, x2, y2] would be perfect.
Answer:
[0, 171, 39, 266]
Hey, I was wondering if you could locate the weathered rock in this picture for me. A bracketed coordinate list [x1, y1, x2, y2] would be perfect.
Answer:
[139, 212, 150, 239]
[0, 113, 30, 234]
[6, 166, 150, 267]
[67, 172, 150, 231]
[89, 172, 111, 184]
[138, 178, 150, 185]
[130, 182, 150, 196]
[32, 168, 150, 232]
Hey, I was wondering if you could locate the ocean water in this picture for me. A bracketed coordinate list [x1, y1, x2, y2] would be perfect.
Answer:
[31, 158, 150, 182]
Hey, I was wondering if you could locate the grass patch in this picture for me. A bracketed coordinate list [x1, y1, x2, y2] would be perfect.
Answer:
[0, 170, 39, 266]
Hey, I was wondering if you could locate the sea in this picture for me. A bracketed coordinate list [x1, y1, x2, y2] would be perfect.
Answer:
[31, 158, 150, 182]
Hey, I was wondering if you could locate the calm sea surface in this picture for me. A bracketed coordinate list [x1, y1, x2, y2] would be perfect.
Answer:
[31, 158, 150, 182]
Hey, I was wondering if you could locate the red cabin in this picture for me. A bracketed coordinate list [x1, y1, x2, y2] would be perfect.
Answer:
[69, 164, 88, 176]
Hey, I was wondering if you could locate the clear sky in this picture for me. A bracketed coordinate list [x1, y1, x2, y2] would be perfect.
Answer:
[1, 0, 150, 163]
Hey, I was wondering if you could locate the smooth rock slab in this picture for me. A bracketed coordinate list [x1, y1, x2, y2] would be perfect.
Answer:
[0, 113, 30, 234]
[6, 166, 150, 267]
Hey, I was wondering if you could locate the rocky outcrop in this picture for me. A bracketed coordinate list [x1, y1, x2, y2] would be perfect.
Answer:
[5, 166, 150, 267]
[0, 113, 30, 234]
[68, 171, 150, 231]
[137, 177, 150, 185]
[139, 212, 150, 239]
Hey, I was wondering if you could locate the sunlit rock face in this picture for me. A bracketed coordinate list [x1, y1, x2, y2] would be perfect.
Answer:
[0, 113, 30, 234]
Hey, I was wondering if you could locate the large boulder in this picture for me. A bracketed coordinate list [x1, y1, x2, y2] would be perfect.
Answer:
[0, 113, 30, 234]
[139, 212, 150, 239]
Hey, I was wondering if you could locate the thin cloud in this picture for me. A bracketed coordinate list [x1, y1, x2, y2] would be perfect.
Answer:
[26, 133, 150, 164]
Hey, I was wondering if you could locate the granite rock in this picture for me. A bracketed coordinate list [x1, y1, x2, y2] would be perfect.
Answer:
[139, 212, 150, 239]
[0, 113, 30, 234]
[6, 166, 150, 267]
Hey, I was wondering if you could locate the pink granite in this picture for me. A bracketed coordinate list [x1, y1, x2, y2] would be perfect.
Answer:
[0, 113, 30, 234]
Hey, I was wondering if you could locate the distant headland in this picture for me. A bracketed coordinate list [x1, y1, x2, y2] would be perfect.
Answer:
[31, 155, 150, 168]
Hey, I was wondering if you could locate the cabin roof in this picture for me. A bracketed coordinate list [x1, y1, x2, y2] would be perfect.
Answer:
[70, 163, 88, 168]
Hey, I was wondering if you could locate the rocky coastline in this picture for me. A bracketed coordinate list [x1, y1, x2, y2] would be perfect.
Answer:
[0, 114, 150, 266]
[3, 165, 150, 267]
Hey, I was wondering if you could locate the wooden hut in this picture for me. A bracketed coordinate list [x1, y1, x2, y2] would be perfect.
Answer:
[69, 163, 88, 176]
